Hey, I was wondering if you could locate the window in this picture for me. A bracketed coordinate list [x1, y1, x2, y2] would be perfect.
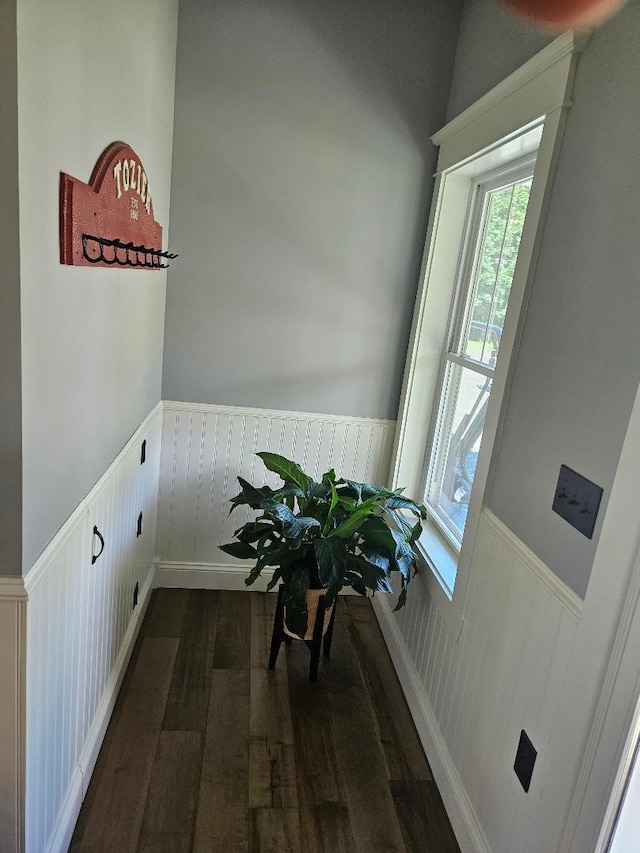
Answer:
[424, 167, 533, 552]
[389, 32, 589, 620]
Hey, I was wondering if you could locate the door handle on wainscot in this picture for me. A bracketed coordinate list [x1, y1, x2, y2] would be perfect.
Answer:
[91, 525, 105, 565]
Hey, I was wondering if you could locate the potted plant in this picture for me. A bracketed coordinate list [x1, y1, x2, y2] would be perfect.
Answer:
[220, 452, 426, 639]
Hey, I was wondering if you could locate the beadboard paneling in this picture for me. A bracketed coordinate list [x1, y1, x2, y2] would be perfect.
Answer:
[375, 509, 582, 853]
[24, 405, 162, 853]
[156, 402, 396, 568]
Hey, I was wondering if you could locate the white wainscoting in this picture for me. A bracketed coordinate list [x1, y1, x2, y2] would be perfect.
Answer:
[374, 508, 583, 853]
[156, 402, 396, 586]
[23, 404, 162, 853]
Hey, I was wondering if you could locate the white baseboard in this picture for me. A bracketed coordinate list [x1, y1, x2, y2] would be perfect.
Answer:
[155, 561, 276, 592]
[45, 568, 155, 853]
[371, 594, 491, 853]
[45, 769, 83, 853]
[155, 561, 362, 595]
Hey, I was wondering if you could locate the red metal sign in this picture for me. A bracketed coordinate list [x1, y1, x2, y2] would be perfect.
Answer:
[59, 141, 176, 270]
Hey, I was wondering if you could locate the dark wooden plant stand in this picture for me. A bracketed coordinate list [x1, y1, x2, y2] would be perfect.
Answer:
[269, 585, 337, 682]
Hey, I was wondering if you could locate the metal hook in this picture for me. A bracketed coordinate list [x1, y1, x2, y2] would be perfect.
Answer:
[81, 234, 177, 268]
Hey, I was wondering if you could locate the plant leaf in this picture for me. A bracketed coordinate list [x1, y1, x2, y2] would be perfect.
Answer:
[394, 544, 415, 581]
[359, 516, 396, 552]
[236, 521, 275, 544]
[330, 482, 339, 512]
[359, 544, 390, 573]
[341, 480, 397, 501]
[264, 501, 321, 539]
[328, 498, 378, 539]
[309, 481, 331, 499]
[229, 478, 305, 513]
[385, 508, 415, 539]
[257, 452, 311, 493]
[337, 495, 358, 511]
[409, 520, 423, 543]
[244, 552, 273, 586]
[266, 566, 283, 592]
[345, 573, 367, 596]
[374, 575, 393, 594]
[393, 585, 408, 611]
[272, 484, 306, 501]
[320, 482, 341, 535]
[389, 529, 417, 580]
[346, 554, 387, 591]
[385, 495, 427, 518]
[284, 565, 310, 637]
[235, 476, 274, 508]
[325, 574, 343, 608]
[219, 541, 258, 560]
[314, 538, 345, 586]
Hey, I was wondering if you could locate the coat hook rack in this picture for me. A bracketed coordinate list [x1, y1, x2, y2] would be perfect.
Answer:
[82, 234, 178, 269]
[60, 141, 177, 271]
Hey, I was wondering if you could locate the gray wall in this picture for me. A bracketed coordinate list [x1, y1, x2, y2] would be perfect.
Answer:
[162, 0, 463, 420]
[17, 0, 179, 571]
[448, 2, 640, 598]
[0, 0, 21, 576]
[446, 0, 552, 120]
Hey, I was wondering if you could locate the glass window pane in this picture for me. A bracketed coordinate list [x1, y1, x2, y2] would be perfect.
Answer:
[463, 179, 532, 368]
[427, 362, 491, 544]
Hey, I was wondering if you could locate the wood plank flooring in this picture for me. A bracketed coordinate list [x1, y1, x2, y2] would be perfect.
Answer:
[70, 590, 459, 853]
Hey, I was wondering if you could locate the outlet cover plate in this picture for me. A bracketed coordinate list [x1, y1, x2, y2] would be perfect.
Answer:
[514, 729, 537, 792]
[552, 465, 603, 539]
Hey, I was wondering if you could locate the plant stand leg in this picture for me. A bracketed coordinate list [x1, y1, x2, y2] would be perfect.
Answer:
[323, 597, 337, 659]
[269, 586, 286, 670]
[306, 595, 326, 683]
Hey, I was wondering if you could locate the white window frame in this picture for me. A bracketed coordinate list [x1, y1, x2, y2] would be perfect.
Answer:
[390, 32, 590, 635]
[423, 158, 536, 555]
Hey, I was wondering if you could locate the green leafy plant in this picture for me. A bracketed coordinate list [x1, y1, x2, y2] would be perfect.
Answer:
[220, 452, 426, 638]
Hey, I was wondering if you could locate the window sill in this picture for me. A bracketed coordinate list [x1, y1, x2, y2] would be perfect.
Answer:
[416, 520, 457, 601]
[392, 509, 465, 640]
[412, 518, 466, 642]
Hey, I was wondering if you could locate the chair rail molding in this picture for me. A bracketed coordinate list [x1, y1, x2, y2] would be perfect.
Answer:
[482, 509, 583, 620]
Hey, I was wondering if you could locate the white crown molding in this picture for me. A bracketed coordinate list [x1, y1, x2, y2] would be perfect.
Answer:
[432, 30, 591, 149]
[162, 399, 396, 429]
[482, 508, 583, 619]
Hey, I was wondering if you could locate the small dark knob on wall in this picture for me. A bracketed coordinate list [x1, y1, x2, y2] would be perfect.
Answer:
[92, 525, 105, 565]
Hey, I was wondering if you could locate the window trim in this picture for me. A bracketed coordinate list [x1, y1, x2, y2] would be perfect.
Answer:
[389, 32, 590, 635]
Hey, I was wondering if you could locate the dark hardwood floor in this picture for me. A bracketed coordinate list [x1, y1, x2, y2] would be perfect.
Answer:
[70, 589, 459, 853]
